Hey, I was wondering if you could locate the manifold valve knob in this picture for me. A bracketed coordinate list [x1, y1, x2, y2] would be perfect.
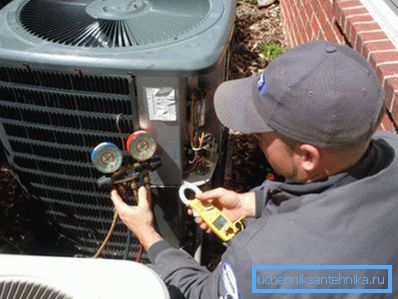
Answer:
[97, 176, 112, 189]
[149, 159, 162, 171]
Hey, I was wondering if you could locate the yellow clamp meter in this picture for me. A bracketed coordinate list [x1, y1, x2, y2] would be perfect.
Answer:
[179, 182, 244, 242]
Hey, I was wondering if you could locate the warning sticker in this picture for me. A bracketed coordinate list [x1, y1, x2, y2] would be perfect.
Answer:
[146, 87, 177, 121]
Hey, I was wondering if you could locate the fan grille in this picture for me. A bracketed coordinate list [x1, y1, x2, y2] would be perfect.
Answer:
[19, 0, 212, 48]
[0, 280, 72, 299]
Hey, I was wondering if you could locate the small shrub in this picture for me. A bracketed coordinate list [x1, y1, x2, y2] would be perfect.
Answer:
[260, 42, 286, 61]
[243, 0, 258, 5]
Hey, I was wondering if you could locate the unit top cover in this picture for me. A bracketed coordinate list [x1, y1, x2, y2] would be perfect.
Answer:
[0, 0, 236, 73]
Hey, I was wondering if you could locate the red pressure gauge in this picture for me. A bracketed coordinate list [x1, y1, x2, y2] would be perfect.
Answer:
[126, 130, 157, 161]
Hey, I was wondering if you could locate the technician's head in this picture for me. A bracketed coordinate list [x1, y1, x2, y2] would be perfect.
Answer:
[214, 40, 385, 183]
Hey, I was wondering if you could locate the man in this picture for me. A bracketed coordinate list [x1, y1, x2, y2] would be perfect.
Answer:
[111, 41, 398, 298]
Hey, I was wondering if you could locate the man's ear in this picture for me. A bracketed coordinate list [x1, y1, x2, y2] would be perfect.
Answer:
[298, 144, 320, 171]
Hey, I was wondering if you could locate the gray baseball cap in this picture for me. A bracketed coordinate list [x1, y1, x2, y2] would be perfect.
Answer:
[214, 40, 384, 147]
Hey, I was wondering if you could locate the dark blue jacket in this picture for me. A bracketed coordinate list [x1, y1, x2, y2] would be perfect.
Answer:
[148, 131, 398, 298]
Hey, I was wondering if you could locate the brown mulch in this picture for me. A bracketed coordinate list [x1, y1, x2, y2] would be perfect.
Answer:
[204, 1, 286, 269]
[229, 0, 286, 80]
[0, 164, 34, 253]
[0, 0, 287, 253]
[224, 0, 286, 193]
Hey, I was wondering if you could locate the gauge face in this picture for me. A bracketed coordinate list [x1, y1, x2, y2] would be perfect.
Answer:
[126, 131, 157, 161]
[91, 142, 123, 174]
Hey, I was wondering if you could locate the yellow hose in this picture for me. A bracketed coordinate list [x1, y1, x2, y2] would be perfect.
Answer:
[92, 209, 119, 258]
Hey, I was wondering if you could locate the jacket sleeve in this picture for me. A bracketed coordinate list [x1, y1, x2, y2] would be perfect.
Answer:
[147, 183, 277, 298]
[148, 240, 222, 298]
[148, 233, 256, 299]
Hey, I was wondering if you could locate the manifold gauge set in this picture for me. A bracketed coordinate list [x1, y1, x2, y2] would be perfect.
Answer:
[91, 130, 157, 174]
[91, 130, 243, 242]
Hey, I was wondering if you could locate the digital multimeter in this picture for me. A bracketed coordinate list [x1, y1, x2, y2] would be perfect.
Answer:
[179, 182, 244, 242]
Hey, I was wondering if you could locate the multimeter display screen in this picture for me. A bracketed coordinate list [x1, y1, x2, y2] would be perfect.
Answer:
[212, 215, 227, 230]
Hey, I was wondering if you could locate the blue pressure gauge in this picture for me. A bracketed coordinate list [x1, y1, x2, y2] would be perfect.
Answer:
[91, 142, 123, 174]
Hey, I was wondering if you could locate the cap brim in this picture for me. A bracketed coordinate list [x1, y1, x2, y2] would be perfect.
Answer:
[214, 75, 273, 133]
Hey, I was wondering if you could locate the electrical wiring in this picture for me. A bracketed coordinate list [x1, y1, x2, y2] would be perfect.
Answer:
[191, 132, 205, 151]
[186, 88, 218, 174]
[185, 156, 204, 173]
[186, 131, 215, 174]
[191, 132, 214, 151]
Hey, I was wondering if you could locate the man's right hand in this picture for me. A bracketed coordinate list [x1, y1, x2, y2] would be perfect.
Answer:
[188, 187, 256, 233]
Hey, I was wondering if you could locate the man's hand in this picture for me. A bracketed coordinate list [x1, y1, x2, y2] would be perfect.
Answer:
[111, 187, 163, 250]
[188, 188, 256, 232]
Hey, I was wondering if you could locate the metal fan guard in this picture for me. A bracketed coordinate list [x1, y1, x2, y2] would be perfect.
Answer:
[18, 0, 217, 48]
[0, 280, 72, 299]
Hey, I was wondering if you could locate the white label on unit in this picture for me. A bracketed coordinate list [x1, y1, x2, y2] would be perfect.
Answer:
[146, 87, 177, 121]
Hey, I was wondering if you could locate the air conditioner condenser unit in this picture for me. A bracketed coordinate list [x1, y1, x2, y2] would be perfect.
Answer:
[0, 254, 170, 299]
[0, 0, 236, 259]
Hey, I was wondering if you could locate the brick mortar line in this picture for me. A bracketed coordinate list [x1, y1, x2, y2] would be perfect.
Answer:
[292, 1, 303, 44]
[314, 13, 325, 40]
[351, 20, 377, 25]
[345, 13, 370, 18]
[281, 2, 297, 47]
[377, 60, 398, 66]
[343, 13, 371, 33]
[301, 0, 313, 41]
[341, 5, 365, 11]
[368, 50, 398, 61]
[317, 0, 341, 42]
[342, 7, 371, 44]
[309, 0, 326, 39]
[357, 29, 383, 34]
[336, 0, 357, 3]
[382, 75, 398, 87]
[363, 38, 390, 44]
[331, 16, 344, 43]
[296, 1, 309, 43]
[350, 22, 382, 46]
[373, 49, 398, 54]
[340, 10, 368, 33]
[384, 74, 398, 81]
[354, 30, 384, 49]
[299, 1, 310, 42]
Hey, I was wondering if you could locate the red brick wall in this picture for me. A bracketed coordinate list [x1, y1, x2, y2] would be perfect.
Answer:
[280, 0, 398, 132]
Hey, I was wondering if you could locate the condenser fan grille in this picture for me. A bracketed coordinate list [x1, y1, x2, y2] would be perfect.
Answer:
[0, 280, 72, 299]
[19, 0, 212, 48]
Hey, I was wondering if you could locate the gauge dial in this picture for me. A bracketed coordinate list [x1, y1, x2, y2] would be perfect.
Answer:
[126, 130, 157, 161]
[91, 142, 123, 174]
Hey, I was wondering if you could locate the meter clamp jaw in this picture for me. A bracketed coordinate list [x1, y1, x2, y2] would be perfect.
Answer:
[179, 182, 245, 242]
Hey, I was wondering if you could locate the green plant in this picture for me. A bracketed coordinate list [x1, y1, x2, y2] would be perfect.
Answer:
[243, 0, 258, 5]
[260, 42, 286, 61]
